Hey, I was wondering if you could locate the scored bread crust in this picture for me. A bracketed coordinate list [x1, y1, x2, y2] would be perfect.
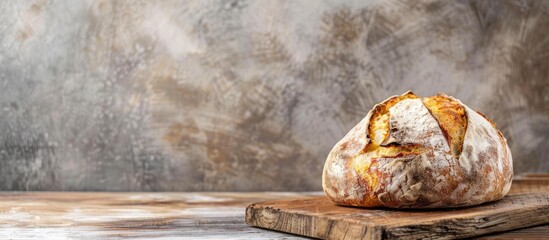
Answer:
[322, 91, 513, 208]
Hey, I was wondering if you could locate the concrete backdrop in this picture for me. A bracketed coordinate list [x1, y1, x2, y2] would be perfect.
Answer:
[0, 0, 548, 191]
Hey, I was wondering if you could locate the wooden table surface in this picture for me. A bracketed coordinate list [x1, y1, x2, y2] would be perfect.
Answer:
[0, 175, 547, 239]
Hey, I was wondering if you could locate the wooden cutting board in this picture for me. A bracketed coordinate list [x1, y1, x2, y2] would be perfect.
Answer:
[245, 177, 549, 240]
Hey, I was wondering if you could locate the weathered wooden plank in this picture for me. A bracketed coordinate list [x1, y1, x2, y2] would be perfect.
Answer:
[246, 178, 549, 240]
[246, 194, 549, 240]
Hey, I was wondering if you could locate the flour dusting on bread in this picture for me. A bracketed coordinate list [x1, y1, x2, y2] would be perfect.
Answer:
[322, 91, 513, 208]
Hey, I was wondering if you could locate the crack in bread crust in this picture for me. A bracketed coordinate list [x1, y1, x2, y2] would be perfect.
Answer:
[422, 93, 468, 160]
[368, 91, 419, 146]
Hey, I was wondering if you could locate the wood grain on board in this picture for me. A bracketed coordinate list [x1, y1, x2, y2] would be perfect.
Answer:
[246, 174, 549, 240]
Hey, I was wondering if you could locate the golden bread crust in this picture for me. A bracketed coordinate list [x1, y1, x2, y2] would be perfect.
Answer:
[322, 92, 513, 208]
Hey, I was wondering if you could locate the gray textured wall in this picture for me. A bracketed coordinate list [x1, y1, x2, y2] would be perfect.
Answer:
[0, 0, 547, 191]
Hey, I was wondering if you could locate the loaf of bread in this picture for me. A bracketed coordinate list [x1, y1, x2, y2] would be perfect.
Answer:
[322, 91, 513, 208]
